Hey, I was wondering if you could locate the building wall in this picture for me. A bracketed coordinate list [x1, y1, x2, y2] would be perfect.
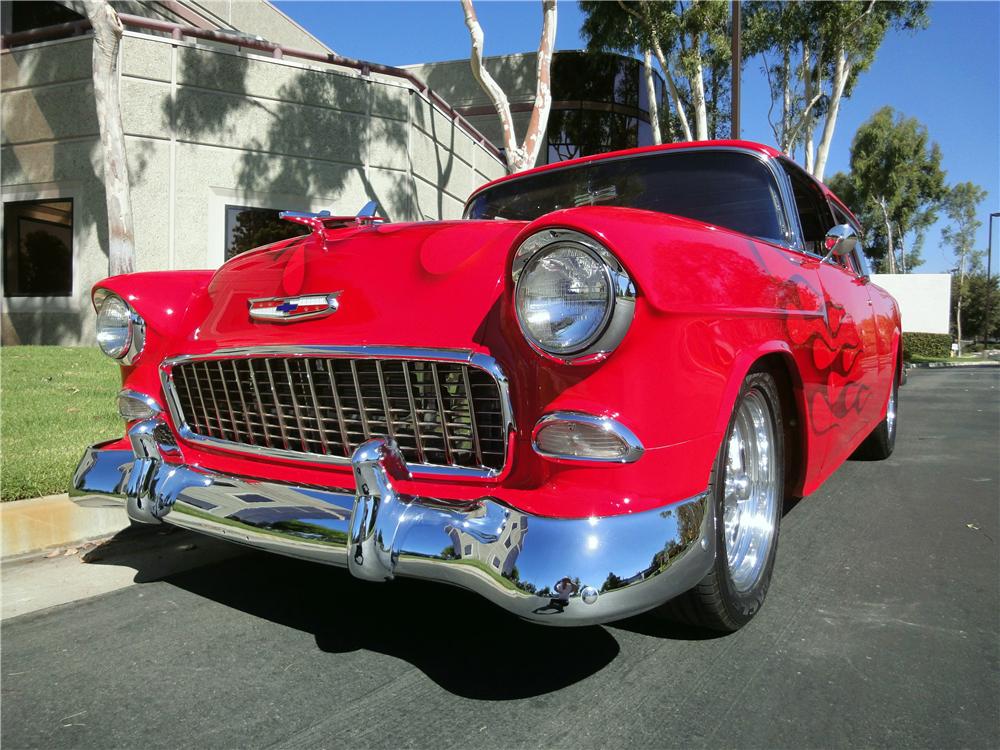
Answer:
[871, 273, 952, 335]
[1, 32, 506, 345]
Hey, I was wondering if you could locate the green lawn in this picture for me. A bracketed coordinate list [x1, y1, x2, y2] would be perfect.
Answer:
[1, 346, 121, 501]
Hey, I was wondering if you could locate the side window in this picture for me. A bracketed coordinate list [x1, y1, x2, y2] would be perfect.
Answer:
[779, 160, 836, 255]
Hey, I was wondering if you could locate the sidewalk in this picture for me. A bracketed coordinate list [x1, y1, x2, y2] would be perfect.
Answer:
[0, 493, 129, 558]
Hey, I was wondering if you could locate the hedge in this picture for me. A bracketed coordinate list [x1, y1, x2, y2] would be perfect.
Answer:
[902, 332, 952, 360]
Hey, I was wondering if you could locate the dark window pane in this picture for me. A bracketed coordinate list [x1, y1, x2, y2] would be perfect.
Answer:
[466, 151, 787, 244]
[3, 199, 73, 297]
[6, 1, 83, 34]
[225, 205, 309, 261]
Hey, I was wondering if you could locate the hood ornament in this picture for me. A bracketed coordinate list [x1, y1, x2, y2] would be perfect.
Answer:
[248, 292, 342, 323]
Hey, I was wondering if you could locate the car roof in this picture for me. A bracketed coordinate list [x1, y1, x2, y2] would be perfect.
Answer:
[466, 140, 787, 206]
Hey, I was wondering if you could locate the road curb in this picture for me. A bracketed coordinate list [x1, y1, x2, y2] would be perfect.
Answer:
[0, 493, 129, 559]
[907, 361, 1000, 369]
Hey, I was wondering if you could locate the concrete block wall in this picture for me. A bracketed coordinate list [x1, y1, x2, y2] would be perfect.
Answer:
[0, 32, 506, 344]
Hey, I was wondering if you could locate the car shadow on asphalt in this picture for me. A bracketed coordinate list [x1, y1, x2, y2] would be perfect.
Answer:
[83, 527, 625, 700]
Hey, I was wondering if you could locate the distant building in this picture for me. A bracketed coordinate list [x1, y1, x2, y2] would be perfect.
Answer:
[1, 1, 505, 344]
[405, 50, 666, 167]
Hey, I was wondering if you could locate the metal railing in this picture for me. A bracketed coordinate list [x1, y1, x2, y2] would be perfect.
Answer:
[1, 13, 504, 162]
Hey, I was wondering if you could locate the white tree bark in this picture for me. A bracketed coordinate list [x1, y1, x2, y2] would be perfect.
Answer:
[801, 42, 815, 173]
[956, 251, 967, 355]
[812, 49, 849, 180]
[619, 0, 693, 142]
[688, 33, 709, 141]
[461, 0, 556, 172]
[650, 39, 693, 141]
[877, 196, 896, 274]
[643, 48, 662, 145]
[84, 0, 135, 276]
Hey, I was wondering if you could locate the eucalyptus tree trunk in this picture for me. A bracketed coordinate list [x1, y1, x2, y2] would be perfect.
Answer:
[84, 0, 135, 276]
[877, 196, 897, 274]
[688, 34, 709, 140]
[643, 49, 662, 145]
[956, 254, 967, 355]
[461, 0, 557, 172]
[813, 49, 850, 180]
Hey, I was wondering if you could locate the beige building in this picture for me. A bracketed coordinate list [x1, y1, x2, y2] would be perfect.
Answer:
[1, 1, 505, 344]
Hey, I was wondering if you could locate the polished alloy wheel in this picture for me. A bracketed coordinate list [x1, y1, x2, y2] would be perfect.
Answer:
[722, 389, 779, 593]
[886, 380, 897, 440]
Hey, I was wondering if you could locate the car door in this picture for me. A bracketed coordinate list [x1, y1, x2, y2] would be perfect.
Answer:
[778, 160, 881, 458]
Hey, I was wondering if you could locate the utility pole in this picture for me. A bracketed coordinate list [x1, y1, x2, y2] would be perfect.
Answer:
[731, 0, 741, 138]
[986, 212, 1000, 348]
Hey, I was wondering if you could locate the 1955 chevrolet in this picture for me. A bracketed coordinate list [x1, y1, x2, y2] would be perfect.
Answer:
[72, 140, 901, 631]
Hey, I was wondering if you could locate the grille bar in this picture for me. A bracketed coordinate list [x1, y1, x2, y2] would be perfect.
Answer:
[165, 352, 510, 475]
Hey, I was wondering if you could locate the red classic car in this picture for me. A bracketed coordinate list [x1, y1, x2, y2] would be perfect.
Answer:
[72, 140, 901, 632]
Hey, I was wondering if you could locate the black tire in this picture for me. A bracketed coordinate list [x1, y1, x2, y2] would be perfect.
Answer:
[852, 369, 898, 461]
[659, 368, 785, 633]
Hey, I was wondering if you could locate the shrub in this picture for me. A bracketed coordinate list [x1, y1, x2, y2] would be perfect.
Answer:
[902, 332, 952, 360]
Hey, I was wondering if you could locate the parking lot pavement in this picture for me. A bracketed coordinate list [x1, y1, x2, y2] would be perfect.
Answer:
[2, 368, 997, 749]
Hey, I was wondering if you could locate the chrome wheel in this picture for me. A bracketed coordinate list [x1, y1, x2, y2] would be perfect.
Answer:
[886, 380, 897, 440]
[722, 389, 779, 593]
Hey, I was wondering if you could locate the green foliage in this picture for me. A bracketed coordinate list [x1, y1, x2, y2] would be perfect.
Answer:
[951, 271, 999, 342]
[742, 1, 929, 168]
[941, 182, 988, 273]
[1, 346, 121, 501]
[828, 106, 946, 272]
[580, 0, 732, 140]
[902, 332, 952, 360]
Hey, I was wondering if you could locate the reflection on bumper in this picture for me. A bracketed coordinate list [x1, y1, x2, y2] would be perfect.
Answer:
[71, 436, 714, 626]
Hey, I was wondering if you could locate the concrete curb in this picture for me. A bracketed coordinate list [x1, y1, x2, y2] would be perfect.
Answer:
[907, 361, 1000, 369]
[0, 493, 129, 559]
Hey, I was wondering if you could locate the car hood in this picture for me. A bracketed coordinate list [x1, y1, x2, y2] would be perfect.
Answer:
[181, 220, 528, 353]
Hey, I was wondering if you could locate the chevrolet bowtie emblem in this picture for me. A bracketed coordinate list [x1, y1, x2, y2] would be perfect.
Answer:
[248, 292, 342, 323]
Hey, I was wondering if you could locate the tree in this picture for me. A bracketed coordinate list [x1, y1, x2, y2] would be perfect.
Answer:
[81, 0, 136, 275]
[461, 0, 557, 172]
[580, 1, 732, 142]
[941, 182, 988, 355]
[952, 272, 1000, 346]
[745, 1, 929, 179]
[825, 107, 946, 273]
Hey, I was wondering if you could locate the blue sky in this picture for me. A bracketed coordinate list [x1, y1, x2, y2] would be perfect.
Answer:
[276, 0, 999, 273]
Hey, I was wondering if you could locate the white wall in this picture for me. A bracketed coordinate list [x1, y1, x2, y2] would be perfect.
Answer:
[870, 273, 952, 335]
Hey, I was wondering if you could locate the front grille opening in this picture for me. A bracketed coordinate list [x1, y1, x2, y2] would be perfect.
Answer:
[169, 356, 506, 473]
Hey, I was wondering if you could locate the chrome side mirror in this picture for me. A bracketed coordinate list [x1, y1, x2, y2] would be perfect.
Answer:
[822, 224, 858, 262]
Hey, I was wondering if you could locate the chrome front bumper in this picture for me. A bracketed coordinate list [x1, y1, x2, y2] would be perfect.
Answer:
[71, 433, 715, 626]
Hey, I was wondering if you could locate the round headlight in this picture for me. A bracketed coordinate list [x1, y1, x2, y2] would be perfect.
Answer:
[512, 229, 635, 363]
[515, 244, 612, 354]
[96, 295, 132, 359]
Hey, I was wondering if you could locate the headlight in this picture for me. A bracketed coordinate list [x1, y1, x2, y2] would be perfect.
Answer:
[95, 292, 145, 363]
[512, 229, 635, 363]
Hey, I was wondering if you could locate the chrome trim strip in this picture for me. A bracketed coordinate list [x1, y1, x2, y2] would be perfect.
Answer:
[159, 346, 516, 480]
[531, 411, 645, 463]
[70, 439, 714, 627]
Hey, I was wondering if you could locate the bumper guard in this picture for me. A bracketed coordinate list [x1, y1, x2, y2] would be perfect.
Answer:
[71, 423, 715, 626]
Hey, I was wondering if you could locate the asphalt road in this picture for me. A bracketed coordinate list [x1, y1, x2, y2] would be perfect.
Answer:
[2, 368, 998, 749]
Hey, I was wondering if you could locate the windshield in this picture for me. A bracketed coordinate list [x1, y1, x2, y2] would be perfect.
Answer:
[465, 150, 788, 244]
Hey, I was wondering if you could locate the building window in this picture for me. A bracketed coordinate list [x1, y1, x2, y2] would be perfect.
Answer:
[224, 205, 308, 261]
[3, 199, 73, 297]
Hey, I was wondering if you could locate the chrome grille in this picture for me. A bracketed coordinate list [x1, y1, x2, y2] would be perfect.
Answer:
[164, 353, 509, 474]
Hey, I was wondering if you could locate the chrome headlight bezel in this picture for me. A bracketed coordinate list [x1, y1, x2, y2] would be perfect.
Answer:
[512, 228, 635, 365]
[94, 289, 146, 364]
